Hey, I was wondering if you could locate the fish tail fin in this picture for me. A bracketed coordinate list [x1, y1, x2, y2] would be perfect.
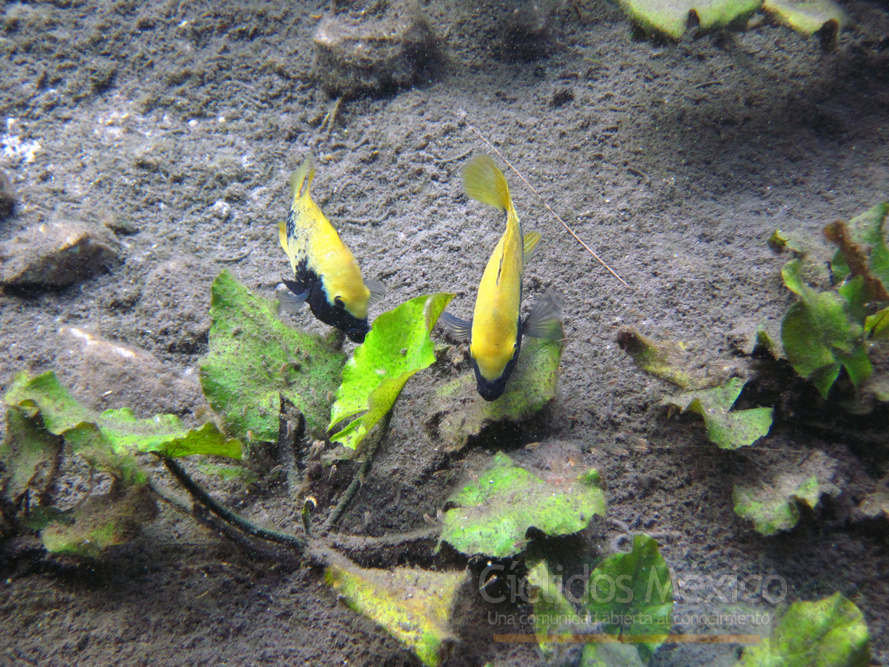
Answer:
[462, 154, 512, 213]
[523, 288, 564, 341]
[290, 158, 315, 201]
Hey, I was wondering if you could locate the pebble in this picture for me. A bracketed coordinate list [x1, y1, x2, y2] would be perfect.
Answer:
[55, 326, 205, 417]
[0, 170, 14, 218]
[0, 221, 121, 289]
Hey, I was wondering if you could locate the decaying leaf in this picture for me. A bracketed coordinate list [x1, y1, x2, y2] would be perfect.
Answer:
[663, 377, 773, 449]
[617, 0, 762, 39]
[735, 592, 870, 667]
[527, 561, 580, 657]
[762, 0, 845, 42]
[329, 293, 453, 449]
[325, 556, 466, 667]
[199, 269, 346, 442]
[426, 336, 563, 451]
[438, 452, 606, 558]
[40, 484, 158, 559]
[733, 450, 839, 536]
[0, 406, 62, 504]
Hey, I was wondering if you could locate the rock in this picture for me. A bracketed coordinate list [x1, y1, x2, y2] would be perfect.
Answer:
[0, 170, 14, 218]
[313, 1, 438, 97]
[56, 326, 205, 417]
[137, 257, 213, 355]
[0, 221, 121, 289]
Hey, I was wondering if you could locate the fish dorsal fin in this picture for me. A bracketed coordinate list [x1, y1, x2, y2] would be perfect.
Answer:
[290, 158, 315, 200]
[523, 288, 564, 341]
[438, 311, 472, 341]
[462, 154, 511, 212]
[365, 279, 387, 306]
[523, 230, 541, 265]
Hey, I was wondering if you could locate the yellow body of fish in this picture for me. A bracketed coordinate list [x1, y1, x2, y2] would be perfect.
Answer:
[278, 159, 384, 342]
[466, 155, 526, 385]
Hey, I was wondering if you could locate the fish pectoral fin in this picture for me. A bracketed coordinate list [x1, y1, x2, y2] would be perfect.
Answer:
[523, 230, 542, 265]
[365, 279, 387, 306]
[276, 281, 309, 315]
[438, 311, 472, 341]
[523, 288, 564, 340]
[278, 221, 289, 254]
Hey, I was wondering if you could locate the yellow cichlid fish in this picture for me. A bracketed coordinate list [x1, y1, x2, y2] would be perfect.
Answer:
[440, 154, 563, 401]
[277, 158, 385, 343]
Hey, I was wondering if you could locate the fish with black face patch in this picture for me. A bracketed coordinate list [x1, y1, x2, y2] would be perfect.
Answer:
[440, 154, 563, 401]
[277, 158, 385, 343]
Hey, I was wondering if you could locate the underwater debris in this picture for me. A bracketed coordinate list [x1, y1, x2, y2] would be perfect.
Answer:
[312, 1, 439, 98]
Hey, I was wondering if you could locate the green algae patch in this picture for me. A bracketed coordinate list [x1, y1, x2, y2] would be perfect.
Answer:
[199, 269, 346, 441]
[663, 377, 773, 449]
[325, 558, 466, 667]
[733, 451, 838, 536]
[4, 371, 240, 481]
[329, 293, 453, 450]
[736, 592, 870, 667]
[581, 534, 674, 665]
[40, 484, 158, 559]
[429, 336, 563, 452]
[618, 0, 761, 39]
[438, 452, 605, 558]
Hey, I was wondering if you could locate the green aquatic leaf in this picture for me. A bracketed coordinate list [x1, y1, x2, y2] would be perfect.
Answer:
[438, 452, 606, 558]
[527, 561, 579, 656]
[430, 336, 563, 451]
[865, 307, 889, 341]
[3, 371, 240, 484]
[40, 484, 158, 559]
[780, 259, 870, 398]
[829, 203, 889, 295]
[325, 558, 466, 667]
[329, 293, 453, 449]
[617, 0, 761, 39]
[199, 269, 346, 441]
[732, 451, 838, 536]
[735, 592, 870, 667]
[581, 534, 674, 664]
[663, 377, 773, 449]
[762, 0, 845, 37]
[0, 406, 62, 504]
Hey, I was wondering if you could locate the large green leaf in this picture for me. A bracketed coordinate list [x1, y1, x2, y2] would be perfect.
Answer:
[430, 336, 563, 451]
[325, 558, 466, 667]
[199, 269, 346, 441]
[617, 0, 762, 39]
[4, 371, 240, 483]
[329, 293, 453, 450]
[780, 259, 870, 398]
[663, 377, 773, 449]
[581, 534, 674, 664]
[438, 452, 606, 558]
[735, 592, 870, 667]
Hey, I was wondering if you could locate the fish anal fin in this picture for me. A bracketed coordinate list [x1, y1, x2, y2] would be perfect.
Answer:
[365, 279, 387, 306]
[438, 311, 472, 341]
[523, 230, 541, 265]
[523, 288, 564, 340]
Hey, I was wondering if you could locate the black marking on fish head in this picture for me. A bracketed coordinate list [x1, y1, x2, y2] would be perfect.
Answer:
[471, 325, 522, 402]
[287, 260, 371, 343]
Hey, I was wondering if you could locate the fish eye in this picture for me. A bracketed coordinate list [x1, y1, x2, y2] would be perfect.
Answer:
[334, 296, 345, 309]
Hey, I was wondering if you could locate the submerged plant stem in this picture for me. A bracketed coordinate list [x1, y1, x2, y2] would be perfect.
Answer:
[322, 411, 393, 532]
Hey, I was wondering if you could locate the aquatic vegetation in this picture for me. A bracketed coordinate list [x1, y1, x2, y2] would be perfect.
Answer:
[618, 0, 845, 44]
[200, 269, 346, 442]
[437, 452, 606, 558]
[777, 203, 889, 404]
[735, 593, 870, 667]
[662, 377, 773, 450]
[1, 370, 239, 557]
[329, 292, 453, 450]
[325, 560, 466, 667]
